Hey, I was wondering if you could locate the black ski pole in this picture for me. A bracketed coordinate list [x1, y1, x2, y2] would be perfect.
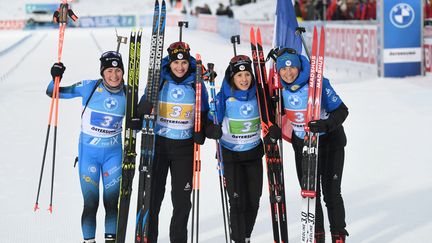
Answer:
[295, 27, 311, 60]
[115, 28, 128, 53]
[230, 35, 240, 56]
[178, 21, 188, 42]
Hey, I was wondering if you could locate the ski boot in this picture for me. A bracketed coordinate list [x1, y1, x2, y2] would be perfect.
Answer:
[315, 231, 325, 243]
[83, 239, 95, 243]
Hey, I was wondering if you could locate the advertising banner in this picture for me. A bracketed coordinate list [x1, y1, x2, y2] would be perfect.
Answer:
[78, 16, 136, 28]
[381, 0, 422, 77]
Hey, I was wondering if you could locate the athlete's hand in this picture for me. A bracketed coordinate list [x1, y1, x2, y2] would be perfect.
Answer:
[205, 123, 222, 140]
[137, 99, 153, 118]
[308, 120, 328, 133]
[51, 62, 66, 81]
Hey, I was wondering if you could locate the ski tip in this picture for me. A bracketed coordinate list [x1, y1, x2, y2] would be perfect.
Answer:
[320, 25, 325, 35]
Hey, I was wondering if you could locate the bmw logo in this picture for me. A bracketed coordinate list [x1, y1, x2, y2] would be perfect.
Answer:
[239, 65, 245, 71]
[240, 104, 254, 117]
[288, 95, 301, 107]
[285, 60, 292, 67]
[111, 60, 118, 67]
[177, 53, 184, 59]
[88, 166, 97, 173]
[104, 97, 118, 110]
[390, 3, 415, 28]
[170, 88, 185, 100]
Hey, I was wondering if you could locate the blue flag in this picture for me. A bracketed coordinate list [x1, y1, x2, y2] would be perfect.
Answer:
[275, 0, 302, 53]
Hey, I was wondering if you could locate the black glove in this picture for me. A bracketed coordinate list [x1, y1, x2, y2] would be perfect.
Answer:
[51, 62, 66, 80]
[127, 117, 143, 130]
[264, 125, 282, 144]
[205, 123, 222, 140]
[137, 99, 153, 118]
[193, 131, 206, 145]
[308, 120, 328, 133]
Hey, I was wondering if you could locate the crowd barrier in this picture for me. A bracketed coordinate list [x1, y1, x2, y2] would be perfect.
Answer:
[2, 11, 431, 75]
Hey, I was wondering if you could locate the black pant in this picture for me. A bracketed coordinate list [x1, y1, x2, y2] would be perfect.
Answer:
[147, 136, 194, 243]
[224, 159, 263, 243]
[292, 134, 347, 235]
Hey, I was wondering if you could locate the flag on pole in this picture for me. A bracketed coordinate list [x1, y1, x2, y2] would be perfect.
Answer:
[275, 0, 302, 52]
[273, 0, 302, 142]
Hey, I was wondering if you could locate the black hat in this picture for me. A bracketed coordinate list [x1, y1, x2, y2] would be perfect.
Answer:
[100, 51, 124, 76]
[229, 55, 253, 78]
[167, 41, 191, 62]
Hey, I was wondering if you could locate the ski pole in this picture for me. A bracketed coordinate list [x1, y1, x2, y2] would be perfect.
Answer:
[230, 35, 240, 56]
[34, 0, 77, 214]
[115, 28, 128, 53]
[295, 27, 311, 60]
[206, 63, 232, 243]
[191, 54, 203, 243]
[178, 21, 188, 42]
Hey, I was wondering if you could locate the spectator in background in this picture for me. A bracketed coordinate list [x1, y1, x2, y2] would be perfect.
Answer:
[226, 6, 234, 18]
[201, 4, 212, 14]
[354, 0, 366, 20]
[365, 0, 376, 20]
[346, 0, 357, 19]
[216, 3, 226, 16]
[426, 0, 432, 19]
[215, 2, 234, 18]
[295, 0, 303, 21]
[303, 0, 317, 20]
[194, 4, 212, 15]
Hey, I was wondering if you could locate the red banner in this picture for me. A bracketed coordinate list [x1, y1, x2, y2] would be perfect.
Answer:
[0, 20, 25, 30]
[325, 25, 376, 64]
[240, 22, 273, 46]
[425, 42, 432, 73]
[197, 15, 217, 33]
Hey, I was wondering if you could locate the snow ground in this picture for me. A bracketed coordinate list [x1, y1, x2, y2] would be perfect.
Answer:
[1, 25, 432, 243]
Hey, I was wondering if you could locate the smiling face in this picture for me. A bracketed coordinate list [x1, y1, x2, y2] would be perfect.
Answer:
[279, 66, 299, 84]
[170, 59, 190, 78]
[232, 71, 252, 91]
[102, 67, 124, 87]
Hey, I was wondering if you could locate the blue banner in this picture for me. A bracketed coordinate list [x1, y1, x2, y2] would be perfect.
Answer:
[25, 4, 58, 14]
[382, 0, 422, 77]
[78, 16, 136, 28]
[275, 0, 302, 53]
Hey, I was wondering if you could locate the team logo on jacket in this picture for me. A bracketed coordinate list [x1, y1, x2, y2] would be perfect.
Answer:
[288, 95, 302, 107]
[170, 88, 185, 101]
[390, 3, 415, 28]
[240, 104, 254, 117]
[104, 97, 118, 110]
[88, 166, 97, 173]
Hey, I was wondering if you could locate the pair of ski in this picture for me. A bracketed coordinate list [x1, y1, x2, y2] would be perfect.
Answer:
[250, 27, 289, 243]
[300, 26, 325, 243]
[115, 1, 166, 243]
